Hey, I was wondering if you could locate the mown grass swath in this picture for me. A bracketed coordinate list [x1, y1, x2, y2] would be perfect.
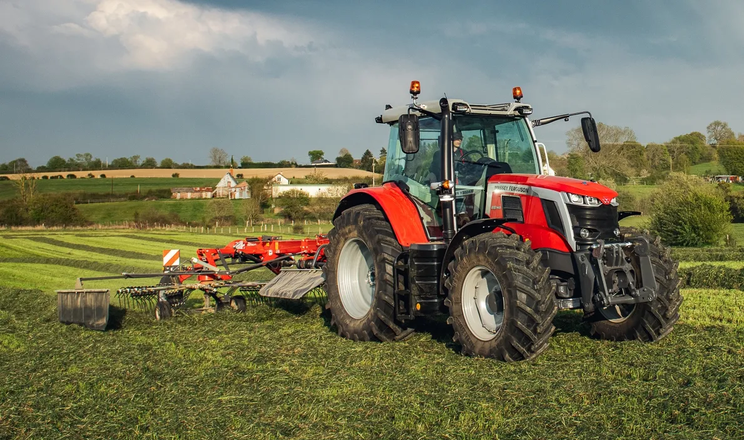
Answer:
[0, 229, 742, 438]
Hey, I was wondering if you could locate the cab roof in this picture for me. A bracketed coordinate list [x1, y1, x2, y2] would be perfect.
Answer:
[377, 100, 533, 124]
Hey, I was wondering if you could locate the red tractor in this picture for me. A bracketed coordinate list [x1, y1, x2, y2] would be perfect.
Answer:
[323, 82, 682, 361]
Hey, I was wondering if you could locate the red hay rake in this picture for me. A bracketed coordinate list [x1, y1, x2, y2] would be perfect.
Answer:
[59, 235, 329, 323]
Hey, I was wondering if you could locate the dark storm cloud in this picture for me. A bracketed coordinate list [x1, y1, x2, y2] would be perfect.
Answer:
[1, 0, 743, 166]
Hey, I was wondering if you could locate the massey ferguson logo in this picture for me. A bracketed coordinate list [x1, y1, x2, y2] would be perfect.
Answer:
[601, 197, 611, 204]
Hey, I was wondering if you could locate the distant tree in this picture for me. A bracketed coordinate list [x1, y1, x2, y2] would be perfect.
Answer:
[46, 156, 67, 171]
[707, 121, 735, 145]
[566, 153, 587, 179]
[566, 123, 638, 179]
[377, 155, 386, 172]
[718, 144, 744, 176]
[73, 153, 94, 169]
[207, 198, 235, 225]
[13, 174, 37, 207]
[645, 143, 671, 173]
[240, 156, 253, 167]
[379, 147, 387, 158]
[307, 193, 342, 221]
[29, 194, 86, 226]
[130, 155, 141, 167]
[89, 158, 102, 170]
[308, 150, 325, 162]
[209, 148, 229, 166]
[160, 158, 176, 168]
[277, 189, 310, 221]
[336, 153, 354, 168]
[141, 157, 157, 168]
[242, 198, 263, 225]
[339, 148, 351, 157]
[7, 158, 31, 174]
[547, 151, 568, 176]
[246, 177, 273, 208]
[360, 149, 375, 171]
[668, 132, 707, 165]
[110, 157, 134, 169]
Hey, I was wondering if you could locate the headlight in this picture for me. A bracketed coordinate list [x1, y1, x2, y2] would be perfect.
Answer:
[610, 197, 619, 206]
[568, 193, 583, 204]
[564, 192, 603, 207]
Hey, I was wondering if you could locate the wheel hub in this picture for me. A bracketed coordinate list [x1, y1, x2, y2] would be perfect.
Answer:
[337, 238, 375, 319]
[461, 266, 504, 341]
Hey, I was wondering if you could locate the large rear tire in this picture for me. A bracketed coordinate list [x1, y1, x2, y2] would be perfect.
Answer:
[590, 234, 682, 341]
[444, 233, 557, 361]
[324, 204, 411, 342]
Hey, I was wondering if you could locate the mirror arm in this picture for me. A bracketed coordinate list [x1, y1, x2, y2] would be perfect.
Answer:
[408, 105, 443, 121]
[533, 111, 593, 127]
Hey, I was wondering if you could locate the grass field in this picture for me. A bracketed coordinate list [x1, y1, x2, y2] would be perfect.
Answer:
[0, 229, 743, 439]
[689, 161, 727, 176]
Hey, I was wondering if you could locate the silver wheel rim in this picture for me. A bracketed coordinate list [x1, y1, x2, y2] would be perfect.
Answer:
[337, 238, 375, 319]
[598, 304, 636, 323]
[461, 266, 504, 341]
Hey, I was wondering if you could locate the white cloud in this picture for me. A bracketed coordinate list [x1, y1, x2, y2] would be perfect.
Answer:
[0, 0, 325, 72]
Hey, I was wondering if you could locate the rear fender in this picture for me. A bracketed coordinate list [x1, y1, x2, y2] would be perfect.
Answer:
[333, 182, 428, 247]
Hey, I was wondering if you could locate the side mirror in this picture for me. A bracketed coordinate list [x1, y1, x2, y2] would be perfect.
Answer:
[581, 117, 601, 152]
[398, 114, 420, 154]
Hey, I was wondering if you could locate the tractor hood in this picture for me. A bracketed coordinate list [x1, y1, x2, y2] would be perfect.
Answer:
[488, 174, 618, 203]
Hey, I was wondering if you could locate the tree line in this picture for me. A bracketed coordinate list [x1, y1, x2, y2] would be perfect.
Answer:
[307, 147, 386, 172]
[549, 120, 744, 183]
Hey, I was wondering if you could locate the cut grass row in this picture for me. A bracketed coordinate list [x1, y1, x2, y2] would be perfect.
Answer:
[0, 287, 742, 439]
[0, 229, 743, 438]
[3, 229, 744, 293]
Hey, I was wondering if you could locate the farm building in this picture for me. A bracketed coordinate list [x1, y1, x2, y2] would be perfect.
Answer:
[271, 174, 348, 198]
[272, 173, 290, 185]
[171, 172, 250, 199]
[214, 172, 250, 199]
[171, 187, 213, 199]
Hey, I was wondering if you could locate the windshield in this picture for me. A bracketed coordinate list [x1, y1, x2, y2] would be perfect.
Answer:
[384, 115, 538, 188]
[383, 114, 539, 238]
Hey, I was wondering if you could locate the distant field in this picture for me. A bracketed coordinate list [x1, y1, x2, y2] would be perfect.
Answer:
[0, 166, 378, 181]
[689, 160, 727, 176]
[0, 177, 215, 200]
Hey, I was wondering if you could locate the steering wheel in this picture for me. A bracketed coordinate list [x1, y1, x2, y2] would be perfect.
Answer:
[461, 150, 486, 162]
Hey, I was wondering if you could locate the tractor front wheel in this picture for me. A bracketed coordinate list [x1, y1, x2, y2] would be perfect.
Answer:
[324, 204, 411, 342]
[590, 234, 682, 341]
[445, 232, 557, 361]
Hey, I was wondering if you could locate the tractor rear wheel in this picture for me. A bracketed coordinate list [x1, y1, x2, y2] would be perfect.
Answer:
[324, 204, 411, 342]
[590, 234, 682, 341]
[444, 232, 557, 361]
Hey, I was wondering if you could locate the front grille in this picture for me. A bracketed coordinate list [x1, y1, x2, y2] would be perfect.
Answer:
[567, 204, 618, 242]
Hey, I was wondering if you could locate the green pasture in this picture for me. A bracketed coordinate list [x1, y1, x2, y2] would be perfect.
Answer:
[0, 177, 215, 201]
[0, 229, 742, 438]
[689, 160, 727, 176]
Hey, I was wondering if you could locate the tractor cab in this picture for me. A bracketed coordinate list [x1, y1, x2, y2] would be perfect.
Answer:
[377, 84, 580, 241]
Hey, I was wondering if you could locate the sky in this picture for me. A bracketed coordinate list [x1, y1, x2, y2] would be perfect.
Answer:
[1, 0, 743, 167]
